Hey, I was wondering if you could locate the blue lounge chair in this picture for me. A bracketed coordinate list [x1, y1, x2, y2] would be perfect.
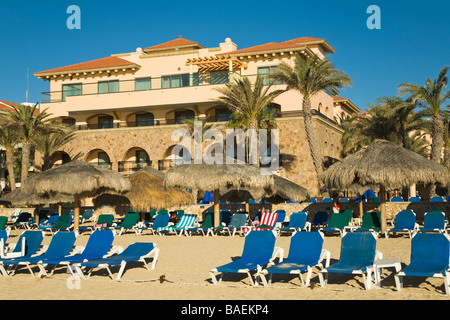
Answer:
[75, 242, 159, 281]
[260, 231, 330, 287]
[0, 230, 44, 260]
[37, 214, 60, 230]
[311, 211, 329, 229]
[0, 231, 77, 277]
[431, 196, 444, 202]
[12, 212, 32, 229]
[322, 198, 333, 203]
[395, 233, 450, 295]
[135, 213, 170, 236]
[390, 196, 404, 202]
[277, 212, 310, 235]
[211, 212, 248, 236]
[408, 196, 421, 202]
[157, 214, 197, 236]
[80, 209, 95, 223]
[0, 230, 10, 257]
[209, 230, 282, 286]
[319, 232, 382, 290]
[36, 230, 116, 277]
[385, 210, 418, 238]
[419, 210, 446, 233]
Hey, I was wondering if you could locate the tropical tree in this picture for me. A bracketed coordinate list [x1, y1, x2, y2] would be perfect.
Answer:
[0, 127, 19, 191]
[268, 54, 352, 181]
[398, 66, 450, 164]
[214, 75, 284, 166]
[0, 103, 62, 184]
[32, 128, 76, 171]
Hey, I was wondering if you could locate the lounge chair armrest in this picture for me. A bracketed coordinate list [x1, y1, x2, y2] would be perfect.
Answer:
[305, 221, 311, 231]
[71, 246, 85, 255]
[104, 245, 123, 257]
[375, 250, 383, 260]
[319, 249, 331, 268]
[271, 246, 284, 264]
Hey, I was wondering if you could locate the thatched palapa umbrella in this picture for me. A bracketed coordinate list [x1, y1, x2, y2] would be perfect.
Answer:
[165, 163, 274, 227]
[22, 161, 131, 230]
[94, 166, 193, 213]
[221, 175, 310, 210]
[321, 140, 450, 233]
[0, 188, 74, 221]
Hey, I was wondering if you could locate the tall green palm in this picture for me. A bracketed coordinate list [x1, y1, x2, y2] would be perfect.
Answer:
[0, 127, 19, 191]
[0, 103, 62, 184]
[32, 128, 76, 171]
[268, 54, 352, 180]
[214, 75, 284, 166]
[398, 66, 450, 163]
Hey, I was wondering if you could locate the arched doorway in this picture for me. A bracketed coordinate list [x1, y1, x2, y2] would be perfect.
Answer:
[119, 147, 151, 173]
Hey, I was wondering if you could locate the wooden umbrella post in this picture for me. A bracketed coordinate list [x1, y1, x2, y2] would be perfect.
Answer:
[74, 194, 80, 231]
[358, 193, 363, 219]
[214, 188, 220, 227]
[379, 185, 387, 234]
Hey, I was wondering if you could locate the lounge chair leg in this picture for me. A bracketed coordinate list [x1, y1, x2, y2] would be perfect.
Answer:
[395, 274, 403, 291]
[304, 267, 313, 287]
[444, 272, 450, 295]
[0, 264, 9, 277]
[318, 271, 328, 287]
[150, 248, 159, 270]
[209, 270, 220, 285]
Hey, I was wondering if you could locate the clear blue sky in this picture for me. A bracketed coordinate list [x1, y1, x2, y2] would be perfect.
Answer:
[0, 0, 448, 111]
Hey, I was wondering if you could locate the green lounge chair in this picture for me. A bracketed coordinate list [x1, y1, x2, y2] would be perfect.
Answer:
[356, 211, 381, 234]
[186, 211, 214, 236]
[79, 214, 115, 234]
[320, 211, 352, 237]
[114, 213, 140, 236]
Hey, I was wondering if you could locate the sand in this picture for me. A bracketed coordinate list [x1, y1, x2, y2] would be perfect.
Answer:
[0, 228, 449, 301]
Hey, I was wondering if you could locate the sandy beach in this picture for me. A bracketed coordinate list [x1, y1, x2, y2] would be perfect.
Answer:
[1, 228, 449, 302]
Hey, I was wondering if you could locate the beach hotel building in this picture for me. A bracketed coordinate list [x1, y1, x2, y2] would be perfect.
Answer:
[34, 37, 360, 197]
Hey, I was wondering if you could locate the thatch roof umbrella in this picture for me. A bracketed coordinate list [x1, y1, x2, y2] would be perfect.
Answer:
[321, 140, 450, 233]
[93, 166, 193, 213]
[165, 163, 274, 227]
[22, 161, 131, 230]
[1, 188, 73, 206]
[0, 188, 74, 220]
[221, 175, 310, 214]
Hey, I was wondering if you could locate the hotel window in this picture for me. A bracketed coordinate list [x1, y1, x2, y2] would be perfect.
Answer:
[98, 115, 114, 129]
[257, 66, 282, 85]
[62, 83, 82, 101]
[135, 77, 151, 91]
[98, 80, 119, 94]
[97, 152, 111, 168]
[174, 110, 195, 124]
[215, 107, 232, 122]
[135, 113, 154, 127]
[210, 71, 229, 84]
[162, 73, 199, 88]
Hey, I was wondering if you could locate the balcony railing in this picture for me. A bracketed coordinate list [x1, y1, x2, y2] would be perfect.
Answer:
[41, 72, 241, 103]
[118, 161, 152, 173]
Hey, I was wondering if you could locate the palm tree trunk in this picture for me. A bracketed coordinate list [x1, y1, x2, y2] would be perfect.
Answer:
[5, 147, 16, 191]
[302, 97, 324, 187]
[430, 115, 444, 197]
[21, 140, 31, 185]
[431, 115, 444, 164]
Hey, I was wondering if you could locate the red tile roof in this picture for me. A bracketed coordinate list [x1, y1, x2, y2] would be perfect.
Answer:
[144, 38, 204, 52]
[223, 37, 335, 56]
[34, 56, 140, 76]
[0, 100, 40, 115]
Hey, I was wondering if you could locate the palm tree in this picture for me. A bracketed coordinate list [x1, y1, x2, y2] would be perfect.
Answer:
[268, 54, 352, 181]
[398, 66, 450, 164]
[32, 128, 76, 171]
[0, 127, 19, 191]
[214, 75, 284, 166]
[0, 103, 62, 184]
